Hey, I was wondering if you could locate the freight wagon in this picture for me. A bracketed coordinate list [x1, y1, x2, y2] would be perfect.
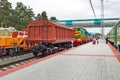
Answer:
[26, 20, 75, 56]
[106, 21, 120, 51]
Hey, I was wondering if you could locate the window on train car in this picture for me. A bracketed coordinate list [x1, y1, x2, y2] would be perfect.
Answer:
[4, 29, 11, 36]
[0, 30, 3, 36]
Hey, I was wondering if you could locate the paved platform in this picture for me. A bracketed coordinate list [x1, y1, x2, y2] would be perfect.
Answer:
[0, 42, 120, 80]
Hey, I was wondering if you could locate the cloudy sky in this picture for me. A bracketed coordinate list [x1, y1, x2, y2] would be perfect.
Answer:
[8, 0, 120, 34]
[8, 0, 120, 20]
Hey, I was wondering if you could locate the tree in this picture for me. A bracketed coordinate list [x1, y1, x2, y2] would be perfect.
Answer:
[50, 16, 57, 21]
[0, 0, 58, 30]
[9, 9, 18, 27]
[35, 13, 42, 20]
[15, 2, 35, 30]
[41, 11, 48, 20]
[0, 0, 12, 27]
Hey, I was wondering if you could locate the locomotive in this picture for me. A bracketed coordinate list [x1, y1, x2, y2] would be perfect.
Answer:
[73, 27, 93, 47]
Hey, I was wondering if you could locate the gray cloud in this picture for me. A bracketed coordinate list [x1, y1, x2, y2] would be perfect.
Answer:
[9, 0, 120, 19]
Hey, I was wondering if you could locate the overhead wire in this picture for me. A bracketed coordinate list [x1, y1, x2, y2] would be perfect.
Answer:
[89, 0, 97, 19]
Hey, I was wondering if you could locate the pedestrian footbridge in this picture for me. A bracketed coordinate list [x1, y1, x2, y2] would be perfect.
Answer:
[55, 18, 120, 28]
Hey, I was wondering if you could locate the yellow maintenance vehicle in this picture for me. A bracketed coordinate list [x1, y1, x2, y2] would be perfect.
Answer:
[0, 27, 30, 56]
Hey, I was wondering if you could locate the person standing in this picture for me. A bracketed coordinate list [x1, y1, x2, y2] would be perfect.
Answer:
[106, 37, 108, 44]
[96, 38, 99, 44]
[92, 38, 96, 44]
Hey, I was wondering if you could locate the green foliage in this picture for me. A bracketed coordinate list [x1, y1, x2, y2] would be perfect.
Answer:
[14, 2, 34, 30]
[0, 0, 12, 26]
[35, 13, 42, 20]
[93, 33, 101, 38]
[41, 11, 48, 20]
[50, 16, 57, 20]
[0, 1, 57, 30]
[16, 19, 30, 30]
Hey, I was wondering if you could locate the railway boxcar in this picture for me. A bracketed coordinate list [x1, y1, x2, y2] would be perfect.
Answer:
[106, 21, 120, 51]
[26, 20, 75, 56]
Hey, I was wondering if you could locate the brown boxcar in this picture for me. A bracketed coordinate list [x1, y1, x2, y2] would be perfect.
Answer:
[27, 20, 75, 43]
[26, 20, 75, 56]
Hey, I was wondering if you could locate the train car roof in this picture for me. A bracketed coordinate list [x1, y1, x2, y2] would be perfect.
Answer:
[27, 20, 73, 30]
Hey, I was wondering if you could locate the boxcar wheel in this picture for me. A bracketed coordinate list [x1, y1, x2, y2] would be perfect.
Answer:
[33, 52, 38, 57]
[8, 49, 15, 56]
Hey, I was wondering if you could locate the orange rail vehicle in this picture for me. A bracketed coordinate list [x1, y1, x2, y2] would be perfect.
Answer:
[0, 28, 30, 56]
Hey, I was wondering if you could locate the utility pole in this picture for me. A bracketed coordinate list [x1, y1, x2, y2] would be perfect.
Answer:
[101, 0, 104, 39]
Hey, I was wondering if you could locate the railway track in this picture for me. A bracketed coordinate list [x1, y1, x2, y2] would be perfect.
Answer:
[0, 52, 60, 72]
[0, 47, 72, 72]
[0, 53, 38, 72]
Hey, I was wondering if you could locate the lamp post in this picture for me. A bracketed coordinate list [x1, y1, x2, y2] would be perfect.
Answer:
[101, 0, 104, 39]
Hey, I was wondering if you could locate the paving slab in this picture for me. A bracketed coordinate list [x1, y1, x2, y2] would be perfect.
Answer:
[65, 42, 114, 55]
[0, 42, 120, 80]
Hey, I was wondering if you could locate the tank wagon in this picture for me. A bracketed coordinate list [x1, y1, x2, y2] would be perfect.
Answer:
[26, 20, 75, 56]
[106, 21, 120, 51]
[73, 28, 92, 47]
